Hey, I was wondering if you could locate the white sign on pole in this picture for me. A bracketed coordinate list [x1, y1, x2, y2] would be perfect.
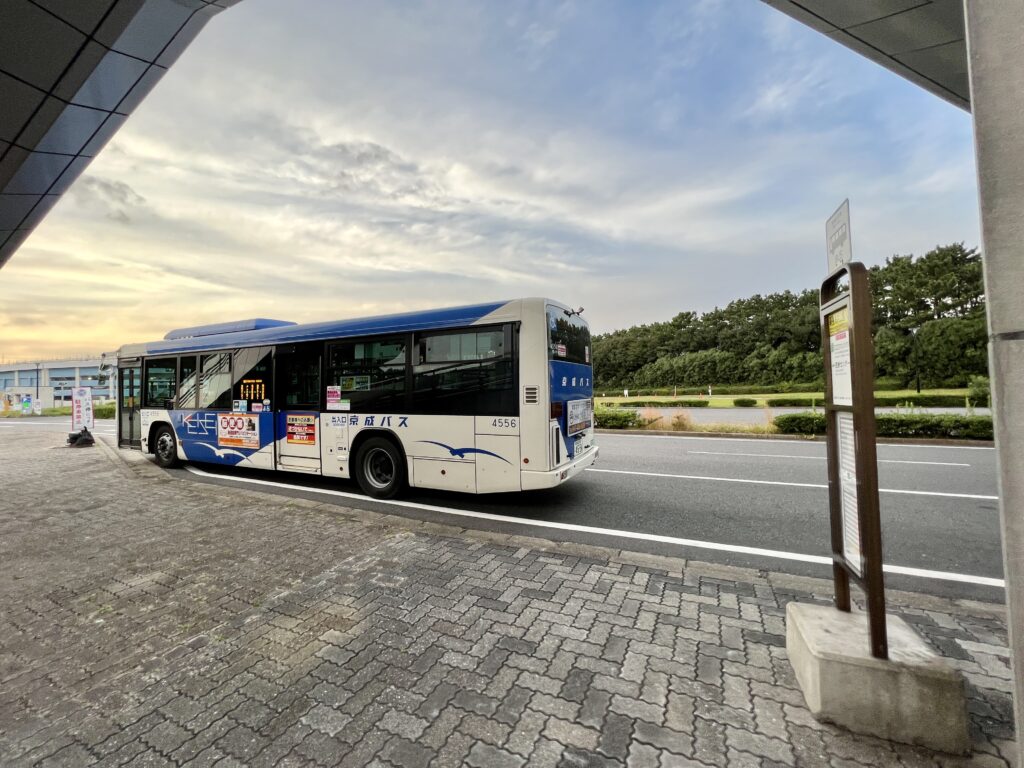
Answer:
[836, 412, 862, 576]
[72, 387, 94, 431]
[826, 199, 852, 272]
[828, 307, 853, 407]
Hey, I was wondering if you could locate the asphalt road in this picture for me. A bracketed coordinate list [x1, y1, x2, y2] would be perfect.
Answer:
[2, 418, 1002, 602]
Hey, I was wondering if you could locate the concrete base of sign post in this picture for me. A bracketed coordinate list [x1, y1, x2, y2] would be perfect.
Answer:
[786, 602, 970, 755]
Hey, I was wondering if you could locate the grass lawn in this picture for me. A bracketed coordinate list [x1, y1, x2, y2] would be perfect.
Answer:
[596, 388, 969, 408]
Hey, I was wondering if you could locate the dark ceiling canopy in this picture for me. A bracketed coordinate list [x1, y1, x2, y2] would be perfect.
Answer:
[0, 0, 240, 270]
[761, 0, 969, 111]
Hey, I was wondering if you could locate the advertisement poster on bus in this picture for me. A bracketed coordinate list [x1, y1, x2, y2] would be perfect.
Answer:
[567, 398, 593, 435]
[217, 413, 260, 449]
[326, 386, 343, 410]
[286, 414, 317, 445]
[72, 387, 94, 430]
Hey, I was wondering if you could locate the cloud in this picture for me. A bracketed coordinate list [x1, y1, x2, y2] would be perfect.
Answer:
[0, 0, 980, 360]
[69, 177, 147, 223]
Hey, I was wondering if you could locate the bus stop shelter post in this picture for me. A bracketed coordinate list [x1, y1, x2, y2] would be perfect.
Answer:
[965, 3, 1024, 763]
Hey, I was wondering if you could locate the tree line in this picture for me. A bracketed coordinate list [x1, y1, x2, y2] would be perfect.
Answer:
[593, 243, 987, 389]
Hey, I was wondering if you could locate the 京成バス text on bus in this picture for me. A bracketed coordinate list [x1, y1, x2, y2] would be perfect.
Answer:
[115, 298, 598, 498]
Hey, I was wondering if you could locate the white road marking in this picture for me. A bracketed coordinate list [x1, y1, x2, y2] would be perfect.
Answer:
[183, 465, 1004, 589]
[687, 450, 970, 467]
[597, 433, 995, 451]
[586, 467, 998, 501]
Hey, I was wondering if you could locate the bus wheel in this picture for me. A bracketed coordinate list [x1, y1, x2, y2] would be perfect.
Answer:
[153, 425, 180, 468]
[355, 437, 406, 499]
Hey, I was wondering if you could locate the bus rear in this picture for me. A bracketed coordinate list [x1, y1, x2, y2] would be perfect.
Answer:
[520, 299, 598, 489]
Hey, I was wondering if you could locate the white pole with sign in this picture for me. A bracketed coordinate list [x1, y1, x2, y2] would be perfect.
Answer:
[826, 199, 853, 273]
[72, 387, 94, 431]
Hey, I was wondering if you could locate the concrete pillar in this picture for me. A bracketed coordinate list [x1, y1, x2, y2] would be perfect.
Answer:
[964, 2, 1024, 763]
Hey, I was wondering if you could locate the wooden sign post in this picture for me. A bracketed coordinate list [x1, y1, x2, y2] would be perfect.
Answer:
[820, 262, 887, 659]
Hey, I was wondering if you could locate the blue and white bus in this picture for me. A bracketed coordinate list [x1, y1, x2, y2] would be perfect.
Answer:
[116, 298, 597, 498]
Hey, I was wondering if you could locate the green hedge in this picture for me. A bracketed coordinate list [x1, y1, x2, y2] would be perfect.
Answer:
[876, 414, 993, 440]
[595, 383, 825, 396]
[766, 394, 987, 408]
[773, 413, 826, 434]
[874, 394, 987, 408]
[774, 412, 993, 440]
[94, 404, 116, 419]
[594, 408, 641, 429]
[733, 398, 758, 407]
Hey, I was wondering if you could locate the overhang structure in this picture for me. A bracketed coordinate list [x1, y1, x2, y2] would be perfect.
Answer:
[0, 0, 239, 270]
[762, 0, 968, 110]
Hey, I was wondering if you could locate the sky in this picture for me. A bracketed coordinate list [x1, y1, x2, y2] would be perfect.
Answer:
[0, 0, 981, 361]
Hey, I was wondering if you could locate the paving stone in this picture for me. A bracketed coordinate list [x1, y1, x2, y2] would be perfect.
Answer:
[600, 713, 636, 761]
[494, 685, 534, 725]
[530, 691, 582, 720]
[459, 712, 512, 746]
[452, 688, 500, 716]
[465, 740, 526, 768]
[505, 708, 548, 757]
[579, 688, 612, 730]
[610, 695, 664, 726]
[215, 724, 269, 763]
[142, 718, 193, 756]
[300, 704, 351, 737]
[544, 716, 601, 751]
[560, 746, 626, 767]
[626, 740, 662, 768]
[725, 727, 794, 765]
[379, 735, 434, 768]
[633, 720, 693, 757]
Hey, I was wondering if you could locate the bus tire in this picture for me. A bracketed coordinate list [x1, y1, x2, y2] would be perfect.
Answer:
[354, 436, 406, 499]
[152, 425, 180, 468]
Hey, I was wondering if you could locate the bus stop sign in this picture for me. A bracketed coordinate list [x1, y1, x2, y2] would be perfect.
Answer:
[820, 262, 887, 659]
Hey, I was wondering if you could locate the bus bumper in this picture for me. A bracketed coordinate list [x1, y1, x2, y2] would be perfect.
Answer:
[521, 444, 600, 491]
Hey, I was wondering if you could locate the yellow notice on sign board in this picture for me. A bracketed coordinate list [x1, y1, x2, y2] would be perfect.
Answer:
[828, 306, 853, 406]
[828, 307, 849, 335]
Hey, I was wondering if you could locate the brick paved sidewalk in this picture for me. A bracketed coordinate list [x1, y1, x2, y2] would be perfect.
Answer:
[0, 430, 1015, 767]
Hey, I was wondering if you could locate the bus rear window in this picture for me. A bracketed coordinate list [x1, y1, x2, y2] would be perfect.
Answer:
[547, 305, 591, 365]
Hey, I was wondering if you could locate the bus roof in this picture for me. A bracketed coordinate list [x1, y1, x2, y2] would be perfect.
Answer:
[120, 299, 516, 357]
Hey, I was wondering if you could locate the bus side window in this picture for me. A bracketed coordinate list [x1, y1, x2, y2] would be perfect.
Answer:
[325, 336, 406, 413]
[198, 353, 232, 410]
[232, 347, 273, 409]
[277, 345, 320, 409]
[178, 356, 198, 409]
[144, 357, 177, 409]
[410, 325, 515, 416]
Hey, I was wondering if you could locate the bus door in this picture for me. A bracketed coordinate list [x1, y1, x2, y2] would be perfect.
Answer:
[118, 360, 141, 448]
[274, 344, 322, 473]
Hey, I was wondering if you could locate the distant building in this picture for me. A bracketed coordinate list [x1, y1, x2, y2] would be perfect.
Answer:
[0, 355, 116, 411]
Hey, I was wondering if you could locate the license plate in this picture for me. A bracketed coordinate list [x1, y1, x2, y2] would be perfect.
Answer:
[567, 399, 592, 435]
